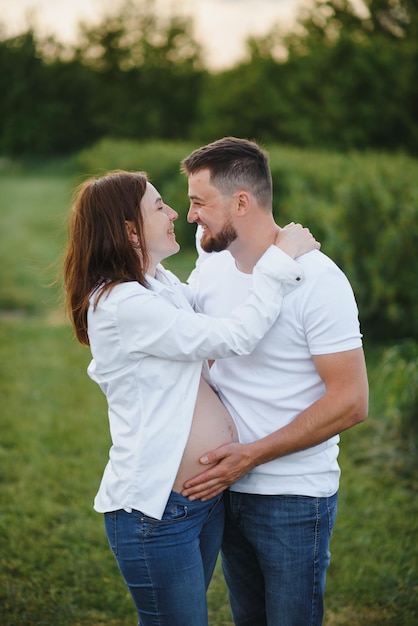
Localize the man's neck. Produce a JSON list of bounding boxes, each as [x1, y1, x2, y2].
[[229, 222, 280, 274]]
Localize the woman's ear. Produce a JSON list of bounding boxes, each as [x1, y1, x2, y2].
[[126, 220, 141, 250], [125, 220, 137, 244]]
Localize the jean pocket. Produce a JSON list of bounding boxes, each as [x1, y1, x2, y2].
[[160, 502, 189, 523], [135, 503, 189, 538]]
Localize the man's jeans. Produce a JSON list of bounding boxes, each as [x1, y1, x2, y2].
[[222, 491, 338, 626], [104, 491, 224, 626]]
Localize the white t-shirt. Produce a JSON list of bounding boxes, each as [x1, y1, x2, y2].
[[191, 248, 363, 498], [87, 246, 303, 519]]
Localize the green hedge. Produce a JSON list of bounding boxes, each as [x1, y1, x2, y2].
[[379, 339, 418, 457], [267, 148, 418, 341], [76, 139, 418, 341]]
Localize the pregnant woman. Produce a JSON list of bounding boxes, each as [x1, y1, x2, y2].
[[63, 170, 317, 626]]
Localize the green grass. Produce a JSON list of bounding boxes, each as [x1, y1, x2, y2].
[[322, 343, 418, 624], [0, 159, 417, 625]]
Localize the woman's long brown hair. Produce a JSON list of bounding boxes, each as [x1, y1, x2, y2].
[[63, 171, 150, 346]]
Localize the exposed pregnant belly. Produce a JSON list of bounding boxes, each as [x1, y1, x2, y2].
[[172, 376, 238, 492]]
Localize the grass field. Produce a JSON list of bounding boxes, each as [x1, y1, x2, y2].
[[0, 164, 417, 625]]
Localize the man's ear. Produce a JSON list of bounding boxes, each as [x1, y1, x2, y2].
[[235, 191, 250, 217]]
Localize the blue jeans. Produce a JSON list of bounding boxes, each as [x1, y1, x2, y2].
[[221, 491, 338, 626], [104, 491, 224, 626]]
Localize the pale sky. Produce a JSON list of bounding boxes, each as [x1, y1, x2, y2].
[[0, 0, 303, 69]]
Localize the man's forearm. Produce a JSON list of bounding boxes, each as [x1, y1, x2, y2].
[[248, 387, 367, 467]]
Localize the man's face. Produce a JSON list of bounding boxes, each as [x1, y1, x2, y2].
[[187, 168, 238, 253]]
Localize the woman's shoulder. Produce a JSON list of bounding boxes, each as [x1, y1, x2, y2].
[[112, 282, 155, 304], [90, 281, 150, 308]]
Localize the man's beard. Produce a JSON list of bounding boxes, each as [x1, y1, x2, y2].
[[201, 220, 238, 253]]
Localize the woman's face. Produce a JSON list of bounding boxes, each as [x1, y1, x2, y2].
[[141, 182, 180, 271]]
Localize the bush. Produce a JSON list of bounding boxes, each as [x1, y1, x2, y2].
[[379, 340, 418, 457], [266, 147, 418, 341]]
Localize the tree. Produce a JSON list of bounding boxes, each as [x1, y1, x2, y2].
[[194, 0, 418, 153], [1, 0, 416, 155], [0, 29, 100, 155], [0, 0, 205, 155], [283, 0, 418, 152], [73, 0, 205, 140]]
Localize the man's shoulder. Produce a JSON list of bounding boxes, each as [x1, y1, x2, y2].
[[298, 250, 346, 278], [295, 251, 356, 309]]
